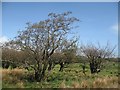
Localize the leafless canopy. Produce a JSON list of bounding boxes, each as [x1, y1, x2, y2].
[[80, 42, 116, 61], [2, 11, 79, 81]]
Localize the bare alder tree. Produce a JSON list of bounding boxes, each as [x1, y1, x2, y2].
[[62, 40, 78, 63], [47, 39, 78, 72], [80, 42, 116, 74], [1, 44, 31, 69], [3, 12, 79, 81]]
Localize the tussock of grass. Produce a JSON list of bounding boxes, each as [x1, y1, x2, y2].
[[59, 80, 66, 88], [92, 76, 118, 88], [59, 76, 118, 88], [72, 81, 80, 88], [2, 68, 26, 88]]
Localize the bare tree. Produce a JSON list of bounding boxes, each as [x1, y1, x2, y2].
[[47, 40, 78, 72], [62, 40, 78, 63], [48, 52, 67, 72], [2, 45, 30, 69], [80, 42, 116, 74], [4, 12, 79, 81]]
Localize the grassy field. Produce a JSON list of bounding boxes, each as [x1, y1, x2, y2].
[[1, 61, 119, 88]]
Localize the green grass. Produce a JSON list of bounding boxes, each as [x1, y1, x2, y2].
[[2, 61, 119, 88]]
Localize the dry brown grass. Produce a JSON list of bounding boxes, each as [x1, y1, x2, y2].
[[16, 81, 24, 88], [1, 68, 119, 88], [93, 78, 107, 88], [59, 76, 118, 88], [2, 68, 24, 75], [92, 76, 118, 88], [72, 81, 80, 88], [2, 68, 26, 88], [80, 80, 89, 88], [59, 80, 66, 88]]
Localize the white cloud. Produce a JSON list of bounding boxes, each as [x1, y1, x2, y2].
[[0, 36, 8, 44], [111, 23, 118, 34]]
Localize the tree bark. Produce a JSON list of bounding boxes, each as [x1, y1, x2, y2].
[[35, 70, 41, 82], [90, 62, 95, 74], [59, 62, 64, 71], [40, 59, 49, 81]]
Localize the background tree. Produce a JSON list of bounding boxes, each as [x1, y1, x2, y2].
[[2, 46, 18, 68], [80, 42, 116, 74], [2, 43, 31, 69], [47, 40, 78, 72], [48, 52, 67, 72], [62, 40, 78, 63], [4, 11, 79, 81]]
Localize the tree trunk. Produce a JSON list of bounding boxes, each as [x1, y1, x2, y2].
[[48, 60, 53, 71], [90, 62, 100, 74], [82, 64, 85, 74], [40, 60, 48, 81], [35, 70, 41, 82], [90, 62, 95, 74], [59, 62, 64, 71]]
